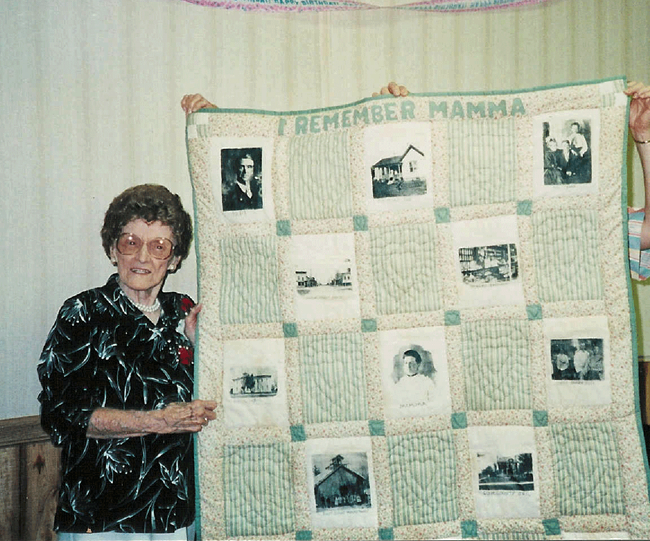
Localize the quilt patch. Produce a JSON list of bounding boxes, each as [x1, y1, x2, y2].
[[185, 78, 650, 540]]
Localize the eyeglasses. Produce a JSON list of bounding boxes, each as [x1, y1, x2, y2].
[[116, 233, 175, 260]]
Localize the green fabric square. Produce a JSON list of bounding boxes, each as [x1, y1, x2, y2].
[[533, 410, 548, 427], [299, 333, 368, 423], [370, 223, 442, 315], [378, 528, 394, 540], [284, 322, 299, 338], [354, 215, 369, 231], [369, 420, 385, 436], [288, 132, 353, 219], [550, 423, 625, 515], [451, 412, 467, 429], [445, 310, 461, 326], [224, 443, 294, 537], [517, 199, 533, 215], [448, 119, 517, 207], [362, 319, 377, 333], [277, 220, 292, 236], [462, 320, 531, 411], [220, 236, 282, 324], [531, 210, 603, 302], [290, 425, 306, 442], [435, 207, 450, 223], [542, 518, 561, 536], [296, 530, 313, 540], [388, 431, 459, 526], [461, 519, 478, 538], [526, 304, 543, 321]]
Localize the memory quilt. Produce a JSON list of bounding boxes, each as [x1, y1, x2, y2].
[[185, 77, 650, 540]]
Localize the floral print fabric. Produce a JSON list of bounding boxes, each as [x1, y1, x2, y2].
[[37, 274, 197, 534]]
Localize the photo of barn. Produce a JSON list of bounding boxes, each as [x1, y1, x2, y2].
[[312, 453, 371, 511]]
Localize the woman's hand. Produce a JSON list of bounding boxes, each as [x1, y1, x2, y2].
[[184, 303, 202, 346], [625, 81, 650, 142], [372, 81, 409, 98], [181, 93, 217, 116], [157, 399, 218, 434], [87, 399, 218, 438]]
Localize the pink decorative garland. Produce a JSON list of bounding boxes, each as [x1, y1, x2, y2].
[[181, 0, 548, 13]]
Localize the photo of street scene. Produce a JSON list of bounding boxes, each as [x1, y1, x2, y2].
[[228, 367, 278, 398], [292, 234, 360, 321], [550, 338, 604, 381], [312, 452, 371, 512], [459, 243, 518, 286], [477, 452, 534, 492]]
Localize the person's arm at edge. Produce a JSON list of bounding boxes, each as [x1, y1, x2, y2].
[[626, 82, 650, 250]]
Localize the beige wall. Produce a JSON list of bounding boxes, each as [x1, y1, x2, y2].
[[2, 0, 649, 418]]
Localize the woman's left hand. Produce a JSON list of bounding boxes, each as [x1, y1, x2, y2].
[[184, 303, 202, 346], [181, 94, 216, 116]]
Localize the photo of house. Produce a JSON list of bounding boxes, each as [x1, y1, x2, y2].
[[371, 144, 427, 198]]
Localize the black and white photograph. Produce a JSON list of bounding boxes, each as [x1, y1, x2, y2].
[[544, 317, 611, 407], [222, 338, 289, 428], [228, 366, 278, 397], [306, 437, 378, 529], [458, 243, 518, 286], [312, 452, 371, 512], [533, 109, 600, 197], [220, 147, 263, 211], [209, 136, 275, 223], [363, 122, 434, 212], [452, 216, 525, 308], [469, 426, 540, 519], [291, 234, 360, 321], [550, 338, 604, 381], [477, 452, 534, 492], [379, 327, 451, 419]]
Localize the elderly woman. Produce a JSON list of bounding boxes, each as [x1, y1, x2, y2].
[[37, 184, 216, 541]]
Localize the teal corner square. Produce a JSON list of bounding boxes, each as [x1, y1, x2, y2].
[[517, 199, 533, 215], [277, 220, 292, 236], [378, 528, 394, 540], [533, 410, 548, 427], [290, 425, 306, 442], [284, 323, 298, 338], [451, 412, 467, 429], [445, 310, 461, 326], [542, 518, 561, 536], [435, 207, 451, 223], [369, 420, 385, 436], [296, 530, 313, 541], [353, 215, 369, 231], [362, 319, 377, 333], [461, 520, 478, 538], [526, 304, 543, 321]]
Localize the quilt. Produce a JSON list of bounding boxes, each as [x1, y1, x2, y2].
[[184, 77, 650, 540]]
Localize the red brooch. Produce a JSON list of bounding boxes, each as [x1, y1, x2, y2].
[[179, 347, 193, 366]]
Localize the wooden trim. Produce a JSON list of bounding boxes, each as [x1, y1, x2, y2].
[[0, 415, 51, 449]]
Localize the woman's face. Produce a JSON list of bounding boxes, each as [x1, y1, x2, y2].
[[111, 219, 179, 298]]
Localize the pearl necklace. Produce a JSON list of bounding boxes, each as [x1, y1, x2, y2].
[[130, 298, 161, 313]]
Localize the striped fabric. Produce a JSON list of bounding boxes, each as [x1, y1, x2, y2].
[[288, 132, 352, 220], [223, 443, 295, 537], [550, 423, 625, 516], [531, 210, 603, 302], [370, 223, 442, 315], [448, 118, 517, 207], [628, 209, 650, 281], [219, 236, 282, 324], [387, 431, 458, 526], [462, 320, 531, 411], [299, 333, 368, 423]]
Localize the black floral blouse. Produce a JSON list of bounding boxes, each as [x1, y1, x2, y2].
[[37, 274, 197, 534]]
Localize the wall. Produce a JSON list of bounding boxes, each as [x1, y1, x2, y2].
[[1, 0, 649, 419]]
